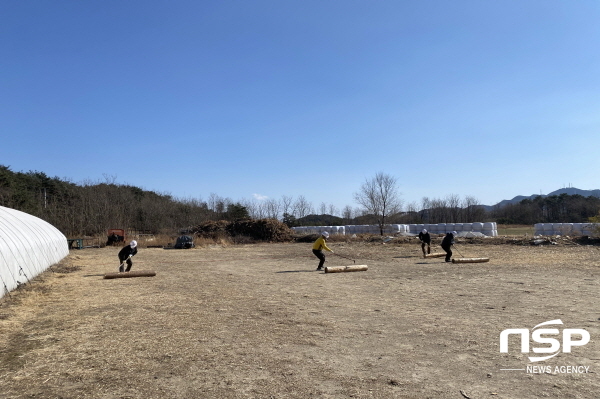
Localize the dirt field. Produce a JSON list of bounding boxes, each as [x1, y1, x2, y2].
[[1, 238, 599, 398]]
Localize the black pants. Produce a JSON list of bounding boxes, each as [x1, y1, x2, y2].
[[313, 249, 325, 269], [421, 242, 431, 255], [119, 257, 133, 272], [441, 244, 452, 262]]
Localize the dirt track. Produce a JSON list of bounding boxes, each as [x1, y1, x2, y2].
[[1, 240, 599, 398]]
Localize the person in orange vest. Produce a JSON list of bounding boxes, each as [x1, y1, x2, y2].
[[312, 231, 333, 271]]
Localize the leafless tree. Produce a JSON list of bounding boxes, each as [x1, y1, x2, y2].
[[264, 198, 281, 220], [404, 201, 421, 223], [241, 198, 269, 220], [462, 195, 485, 222], [342, 205, 353, 223], [328, 203, 338, 217], [293, 195, 313, 219], [280, 195, 293, 220], [418, 194, 485, 224], [354, 172, 403, 235], [446, 194, 461, 223], [319, 202, 327, 215]]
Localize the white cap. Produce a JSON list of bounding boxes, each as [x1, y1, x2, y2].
[[130, 240, 137, 248], [422, 229, 427, 233], [452, 231, 457, 236], [321, 232, 329, 238]]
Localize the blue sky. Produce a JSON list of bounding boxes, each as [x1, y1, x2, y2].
[[1, 1, 599, 214]]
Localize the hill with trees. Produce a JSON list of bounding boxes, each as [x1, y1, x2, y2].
[[2, 165, 600, 237]]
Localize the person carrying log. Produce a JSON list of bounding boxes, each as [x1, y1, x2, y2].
[[118, 240, 138, 272], [418, 229, 431, 256], [441, 231, 457, 263], [313, 232, 333, 271]]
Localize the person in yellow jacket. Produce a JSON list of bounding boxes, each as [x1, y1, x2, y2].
[[312, 231, 333, 271]]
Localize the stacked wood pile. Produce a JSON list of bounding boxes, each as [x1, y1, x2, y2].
[[191, 219, 294, 242]]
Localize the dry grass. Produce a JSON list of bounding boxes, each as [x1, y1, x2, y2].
[[496, 224, 535, 236], [0, 239, 599, 398]]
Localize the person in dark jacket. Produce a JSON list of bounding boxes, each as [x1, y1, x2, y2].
[[118, 240, 138, 272], [441, 231, 457, 262], [418, 229, 431, 256]]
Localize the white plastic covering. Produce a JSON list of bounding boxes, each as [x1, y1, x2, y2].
[[0, 206, 69, 299], [534, 222, 598, 236], [292, 222, 499, 237]]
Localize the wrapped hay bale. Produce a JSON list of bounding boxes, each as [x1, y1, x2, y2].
[[534, 223, 544, 236]]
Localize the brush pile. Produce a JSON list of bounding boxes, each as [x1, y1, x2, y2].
[[191, 219, 294, 242]]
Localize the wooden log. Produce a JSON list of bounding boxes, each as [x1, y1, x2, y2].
[[424, 253, 446, 258], [324, 265, 368, 273], [451, 258, 490, 264], [104, 270, 157, 279]]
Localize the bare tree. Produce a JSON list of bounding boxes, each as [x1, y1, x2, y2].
[[254, 200, 267, 219], [293, 195, 313, 220], [280, 195, 293, 220], [446, 194, 461, 223], [264, 198, 281, 220], [404, 201, 420, 223], [420, 194, 485, 224], [342, 205, 353, 223], [420, 197, 431, 223], [328, 203, 338, 217], [319, 202, 327, 215], [239, 198, 258, 219], [462, 195, 485, 222], [354, 172, 403, 235], [240, 198, 268, 219], [207, 193, 232, 219]]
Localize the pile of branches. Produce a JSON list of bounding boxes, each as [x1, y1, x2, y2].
[[191, 219, 294, 242]]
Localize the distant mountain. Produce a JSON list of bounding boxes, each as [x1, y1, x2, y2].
[[484, 187, 600, 211]]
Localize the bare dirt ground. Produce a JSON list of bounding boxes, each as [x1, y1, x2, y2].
[[1, 238, 599, 399]]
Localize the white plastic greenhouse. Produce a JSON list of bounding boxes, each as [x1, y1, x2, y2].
[[0, 206, 69, 299]]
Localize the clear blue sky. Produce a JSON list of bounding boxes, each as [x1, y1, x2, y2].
[[1, 1, 599, 213]]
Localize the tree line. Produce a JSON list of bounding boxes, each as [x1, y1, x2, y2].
[[0, 166, 354, 236], [1, 166, 599, 237], [489, 193, 600, 225]]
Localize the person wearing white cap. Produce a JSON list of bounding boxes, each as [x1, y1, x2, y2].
[[312, 231, 333, 271], [418, 229, 431, 256], [118, 240, 138, 272], [441, 231, 457, 263]]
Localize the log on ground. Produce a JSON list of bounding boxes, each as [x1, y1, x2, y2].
[[324, 265, 368, 273], [451, 258, 490, 264], [424, 253, 446, 258], [104, 270, 157, 279]]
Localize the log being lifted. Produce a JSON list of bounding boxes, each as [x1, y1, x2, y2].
[[325, 265, 368, 273], [424, 253, 446, 258], [452, 258, 490, 264], [104, 270, 157, 279]]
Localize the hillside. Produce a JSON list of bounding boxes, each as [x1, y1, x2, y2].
[[486, 187, 600, 210]]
